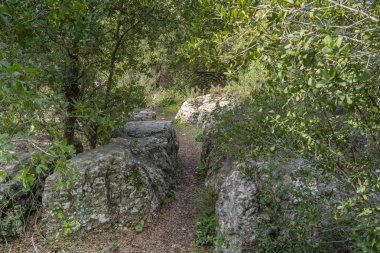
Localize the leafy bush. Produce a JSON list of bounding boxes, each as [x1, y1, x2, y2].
[[208, 60, 266, 101], [194, 132, 204, 143], [207, 91, 379, 252], [195, 213, 217, 247], [194, 188, 218, 246], [196, 164, 207, 179], [187, 0, 380, 252]]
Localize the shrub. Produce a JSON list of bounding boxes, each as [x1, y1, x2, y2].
[[195, 213, 217, 247], [193, 188, 218, 247]]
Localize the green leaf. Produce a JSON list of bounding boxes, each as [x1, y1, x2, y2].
[[322, 47, 332, 54], [0, 170, 7, 183], [135, 224, 143, 233], [335, 36, 343, 48], [324, 35, 332, 46], [316, 82, 325, 88], [346, 95, 353, 105], [308, 77, 313, 86], [0, 60, 10, 68]]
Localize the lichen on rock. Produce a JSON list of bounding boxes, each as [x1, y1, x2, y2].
[[175, 94, 232, 126], [41, 120, 178, 237]]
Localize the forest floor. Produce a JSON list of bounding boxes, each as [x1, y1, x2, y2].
[[2, 110, 209, 253]]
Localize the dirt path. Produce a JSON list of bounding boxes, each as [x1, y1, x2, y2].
[[2, 114, 204, 253], [119, 123, 202, 253]]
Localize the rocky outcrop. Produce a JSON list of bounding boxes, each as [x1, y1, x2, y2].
[[175, 94, 231, 125], [0, 140, 50, 240], [201, 121, 342, 253], [114, 120, 178, 162], [0, 152, 32, 240], [130, 108, 156, 121], [215, 168, 258, 252], [41, 120, 178, 237]]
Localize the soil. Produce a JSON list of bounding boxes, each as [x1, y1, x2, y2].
[[1, 113, 208, 253]]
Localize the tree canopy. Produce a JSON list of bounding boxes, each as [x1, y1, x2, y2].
[[1, 0, 379, 252]]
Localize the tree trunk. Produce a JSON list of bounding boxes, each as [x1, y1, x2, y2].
[[64, 53, 81, 149], [88, 124, 98, 149]]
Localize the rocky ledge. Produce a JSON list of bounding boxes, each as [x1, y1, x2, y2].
[[41, 119, 178, 237], [201, 115, 343, 253], [175, 94, 231, 126]]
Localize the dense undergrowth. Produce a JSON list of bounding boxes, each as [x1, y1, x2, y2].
[[185, 0, 380, 252], [1, 0, 379, 252]]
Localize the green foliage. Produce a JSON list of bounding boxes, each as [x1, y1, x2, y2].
[[52, 202, 80, 237], [195, 213, 217, 247], [196, 164, 207, 179], [157, 104, 181, 118], [194, 188, 218, 246], [187, 0, 380, 251], [194, 132, 204, 142], [134, 224, 143, 233], [149, 86, 202, 109], [173, 118, 203, 141], [166, 190, 176, 204], [0, 134, 17, 166]]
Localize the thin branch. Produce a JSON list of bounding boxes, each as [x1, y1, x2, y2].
[[328, 0, 379, 22], [31, 233, 39, 253]]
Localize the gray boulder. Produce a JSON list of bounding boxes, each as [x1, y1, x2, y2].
[[175, 94, 231, 126], [41, 121, 178, 237], [201, 123, 342, 253], [215, 169, 258, 253], [0, 139, 50, 240], [115, 121, 178, 162], [130, 108, 156, 121], [0, 153, 32, 239]]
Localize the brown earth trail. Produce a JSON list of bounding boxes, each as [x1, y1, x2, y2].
[[2, 115, 205, 253], [119, 123, 202, 253]]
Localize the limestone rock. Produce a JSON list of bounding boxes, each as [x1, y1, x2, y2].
[[130, 108, 156, 121], [204, 155, 342, 252], [175, 94, 231, 125], [201, 119, 342, 252], [115, 121, 178, 162], [216, 169, 258, 252], [0, 140, 50, 240], [41, 120, 178, 237]]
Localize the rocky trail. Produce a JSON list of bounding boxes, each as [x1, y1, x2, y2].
[[118, 119, 203, 253], [2, 112, 205, 253]]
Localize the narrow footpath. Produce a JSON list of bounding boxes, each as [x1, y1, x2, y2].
[[120, 121, 202, 253], [4, 114, 205, 253]]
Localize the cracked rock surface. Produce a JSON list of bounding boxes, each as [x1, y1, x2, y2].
[[0, 139, 50, 240], [175, 94, 231, 126], [130, 109, 156, 121], [201, 121, 342, 253], [41, 120, 178, 237]]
